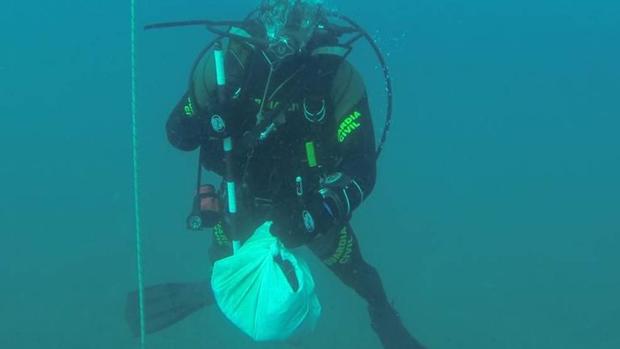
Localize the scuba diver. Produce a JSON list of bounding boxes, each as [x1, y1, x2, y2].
[[126, 1, 426, 348]]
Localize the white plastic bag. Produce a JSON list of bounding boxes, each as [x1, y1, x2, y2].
[[211, 221, 321, 341]]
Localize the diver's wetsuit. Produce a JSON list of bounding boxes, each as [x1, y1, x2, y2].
[[166, 24, 425, 349]]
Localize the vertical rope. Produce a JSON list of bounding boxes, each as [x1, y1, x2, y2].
[[130, 0, 146, 347]]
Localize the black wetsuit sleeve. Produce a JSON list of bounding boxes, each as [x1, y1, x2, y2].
[[166, 92, 206, 151], [331, 62, 377, 206], [166, 39, 251, 153], [166, 45, 216, 152]]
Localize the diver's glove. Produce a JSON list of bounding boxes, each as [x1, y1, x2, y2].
[[269, 200, 310, 248], [270, 173, 364, 247], [269, 196, 334, 248]]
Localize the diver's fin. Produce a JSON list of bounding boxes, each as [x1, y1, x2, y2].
[[369, 302, 427, 349], [125, 281, 214, 336]]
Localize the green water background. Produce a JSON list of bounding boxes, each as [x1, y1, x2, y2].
[[1, 0, 618, 348]]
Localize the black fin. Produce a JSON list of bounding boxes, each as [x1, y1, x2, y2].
[[369, 303, 427, 349], [125, 281, 214, 336]]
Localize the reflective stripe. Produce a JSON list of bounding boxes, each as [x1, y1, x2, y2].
[[214, 49, 226, 86], [227, 182, 237, 213]]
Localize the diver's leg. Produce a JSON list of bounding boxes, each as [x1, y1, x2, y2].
[[208, 221, 234, 264], [308, 224, 427, 349]]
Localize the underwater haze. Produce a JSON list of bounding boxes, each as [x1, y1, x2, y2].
[[1, 0, 619, 348]]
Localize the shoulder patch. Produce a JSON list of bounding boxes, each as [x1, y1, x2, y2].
[[337, 111, 362, 143]]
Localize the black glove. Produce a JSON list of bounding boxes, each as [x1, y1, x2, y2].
[[269, 200, 304, 248], [270, 173, 363, 247], [269, 193, 338, 248]]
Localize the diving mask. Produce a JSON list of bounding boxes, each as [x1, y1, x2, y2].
[[259, 0, 323, 61]]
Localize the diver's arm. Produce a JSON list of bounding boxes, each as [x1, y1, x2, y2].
[[270, 62, 376, 245], [166, 48, 217, 151], [166, 92, 208, 151], [166, 38, 250, 151], [320, 62, 377, 220], [331, 94, 377, 211], [284, 63, 376, 240]]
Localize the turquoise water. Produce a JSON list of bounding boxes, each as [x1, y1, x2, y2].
[[1, 0, 618, 348]]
